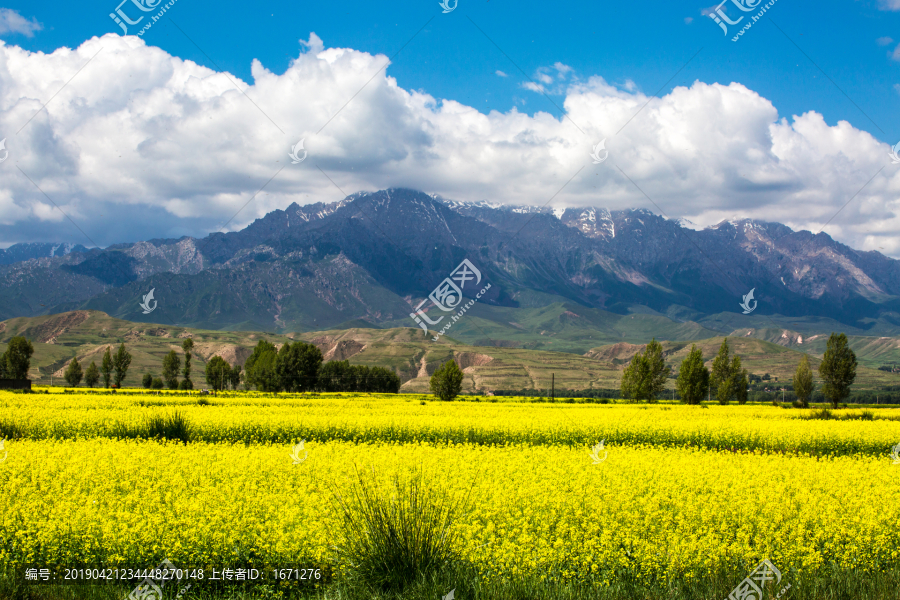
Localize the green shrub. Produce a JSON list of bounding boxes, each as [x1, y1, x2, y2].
[[330, 468, 471, 594], [0, 419, 25, 440], [144, 412, 192, 443]]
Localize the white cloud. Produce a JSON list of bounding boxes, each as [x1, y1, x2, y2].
[[685, 17, 694, 24], [878, 0, 900, 9], [1, 33, 899, 256], [553, 62, 573, 78], [894, 83, 900, 96], [495, 70, 508, 77], [876, 36, 894, 46], [893, 44, 900, 61], [0, 8, 42, 37], [521, 63, 575, 95]]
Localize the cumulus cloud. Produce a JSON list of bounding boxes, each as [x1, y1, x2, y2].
[[0, 8, 41, 37], [876, 36, 894, 46], [0, 33, 899, 257]]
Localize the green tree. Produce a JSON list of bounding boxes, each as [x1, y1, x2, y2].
[[229, 364, 242, 390], [276, 341, 323, 392], [64, 357, 84, 386], [676, 345, 709, 405], [142, 373, 153, 388], [152, 377, 164, 390], [710, 338, 733, 404], [710, 339, 748, 405], [319, 360, 351, 392], [182, 338, 194, 389], [205, 356, 232, 392], [793, 354, 814, 408], [245, 341, 279, 392], [430, 359, 464, 401], [370, 366, 401, 393], [100, 347, 113, 388], [621, 352, 649, 402], [84, 361, 100, 388], [733, 356, 749, 405], [252, 351, 279, 392], [621, 339, 670, 402], [5, 336, 35, 379], [162, 350, 181, 390], [352, 365, 373, 392], [819, 333, 857, 408], [644, 339, 671, 402], [0, 351, 8, 379], [112, 344, 132, 388]]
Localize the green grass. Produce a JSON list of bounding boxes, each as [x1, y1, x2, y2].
[[328, 467, 472, 594], [105, 410, 193, 443]]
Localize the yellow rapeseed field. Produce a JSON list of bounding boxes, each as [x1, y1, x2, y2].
[[2, 389, 899, 456], [1, 390, 899, 586]]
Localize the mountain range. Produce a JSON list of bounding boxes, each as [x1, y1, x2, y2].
[[3, 188, 900, 353]]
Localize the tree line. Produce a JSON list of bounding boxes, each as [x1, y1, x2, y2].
[[143, 339, 201, 390], [61, 343, 132, 388], [204, 340, 401, 393], [11, 334, 399, 393], [620, 333, 857, 408], [0, 332, 863, 405]]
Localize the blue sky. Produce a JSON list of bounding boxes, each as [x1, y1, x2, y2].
[[8, 0, 898, 143], [0, 0, 899, 252]]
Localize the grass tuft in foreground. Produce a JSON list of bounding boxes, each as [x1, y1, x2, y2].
[[328, 467, 473, 595]]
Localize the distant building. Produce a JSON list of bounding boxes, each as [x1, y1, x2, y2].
[[0, 379, 32, 391]]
